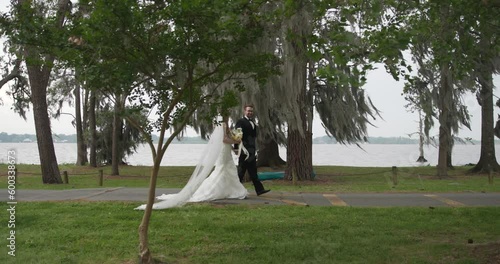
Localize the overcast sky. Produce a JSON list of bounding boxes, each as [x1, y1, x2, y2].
[[0, 1, 498, 140], [2, 64, 498, 140]]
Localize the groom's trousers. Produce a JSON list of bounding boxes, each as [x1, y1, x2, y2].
[[238, 153, 265, 194]]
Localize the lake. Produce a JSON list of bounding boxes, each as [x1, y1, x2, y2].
[[1, 142, 497, 167]]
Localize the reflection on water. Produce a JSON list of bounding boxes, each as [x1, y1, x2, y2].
[[0, 142, 496, 167]]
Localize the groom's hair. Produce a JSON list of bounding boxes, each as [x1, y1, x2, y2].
[[244, 103, 254, 109]]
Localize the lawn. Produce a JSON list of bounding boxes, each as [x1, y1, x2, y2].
[[0, 202, 499, 263], [0, 164, 499, 263]]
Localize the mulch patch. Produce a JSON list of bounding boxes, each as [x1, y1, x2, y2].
[[470, 241, 500, 264]]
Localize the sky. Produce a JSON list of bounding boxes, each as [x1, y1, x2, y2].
[[0, 1, 498, 140], [2, 64, 497, 141]]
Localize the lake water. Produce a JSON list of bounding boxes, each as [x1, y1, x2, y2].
[[0, 142, 497, 167]]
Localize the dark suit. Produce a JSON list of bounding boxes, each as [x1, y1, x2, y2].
[[235, 117, 265, 194]]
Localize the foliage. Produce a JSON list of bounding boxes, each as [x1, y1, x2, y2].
[[93, 101, 147, 165], [311, 2, 384, 144], [387, 0, 500, 138], [0, 0, 79, 118], [75, 0, 278, 136], [69, 1, 280, 261]]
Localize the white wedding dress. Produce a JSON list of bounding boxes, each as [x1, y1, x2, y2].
[[135, 125, 248, 210], [187, 143, 248, 202]]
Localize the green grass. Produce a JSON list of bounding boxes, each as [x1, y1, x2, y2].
[[0, 202, 499, 263], [1, 164, 498, 193], [0, 164, 499, 263]]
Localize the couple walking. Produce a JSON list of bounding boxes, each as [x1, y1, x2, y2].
[[136, 104, 270, 210]]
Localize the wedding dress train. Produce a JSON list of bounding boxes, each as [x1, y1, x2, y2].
[[187, 143, 248, 202], [135, 125, 248, 210]]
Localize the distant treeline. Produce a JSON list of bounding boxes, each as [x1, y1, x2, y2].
[[0, 132, 484, 144]]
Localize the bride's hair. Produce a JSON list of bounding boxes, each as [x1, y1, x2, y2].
[[222, 114, 229, 123], [221, 115, 231, 136]]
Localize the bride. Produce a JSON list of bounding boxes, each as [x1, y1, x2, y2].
[[135, 115, 248, 210]]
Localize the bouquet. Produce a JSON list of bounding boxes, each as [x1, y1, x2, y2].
[[231, 128, 244, 157], [230, 128, 243, 141]]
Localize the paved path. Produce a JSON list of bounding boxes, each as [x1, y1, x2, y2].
[[3, 188, 500, 207]]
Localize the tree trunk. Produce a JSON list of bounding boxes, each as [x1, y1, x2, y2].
[[437, 63, 451, 178], [256, 137, 286, 168], [283, 74, 314, 181], [285, 97, 313, 181], [23, 45, 63, 184], [138, 161, 161, 264], [278, 0, 314, 181], [416, 111, 427, 162], [138, 158, 161, 264], [471, 29, 500, 173], [29, 70, 63, 184], [447, 140, 454, 169], [75, 80, 87, 165], [89, 90, 98, 167], [436, 2, 455, 178], [285, 128, 313, 181], [111, 94, 122, 175], [138, 135, 170, 263], [82, 85, 89, 160]]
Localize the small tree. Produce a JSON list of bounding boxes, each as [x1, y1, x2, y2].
[[79, 1, 277, 262], [407, 111, 429, 163], [403, 77, 434, 163]]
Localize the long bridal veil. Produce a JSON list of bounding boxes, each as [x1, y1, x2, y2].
[[135, 125, 224, 210]]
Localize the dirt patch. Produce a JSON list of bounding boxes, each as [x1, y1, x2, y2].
[[470, 241, 500, 264]]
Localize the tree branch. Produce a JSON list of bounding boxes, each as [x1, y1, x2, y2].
[[0, 58, 28, 90]]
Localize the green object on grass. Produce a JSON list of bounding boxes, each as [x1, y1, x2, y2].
[[258, 171, 284, 180], [258, 171, 317, 180]]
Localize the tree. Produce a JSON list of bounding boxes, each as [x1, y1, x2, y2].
[[73, 76, 88, 165], [404, 78, 433, 163], [88, 89, 98, 167], [372, 1, 494, 177], [415, 111, 428, 162], [402, 1, 500, 175], [67, 0, 146, 175], [111, 93, 126, 175], [64, 4, 95, 167], [47, 69, 88, 166], [256, 132, 286, 168], [238, 1, 384, 180], [469, 1, 500, 173], [78, 1, 278, 262], [279, 0, 314, 181], [93, 100, 145, 166], [0, 0, 76, 183]]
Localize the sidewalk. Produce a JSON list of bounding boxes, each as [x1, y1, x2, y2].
[[3, 188, 500, 207]]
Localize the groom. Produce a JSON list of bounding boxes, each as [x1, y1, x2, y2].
[[235, 104, 270, 196]]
